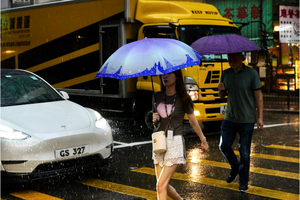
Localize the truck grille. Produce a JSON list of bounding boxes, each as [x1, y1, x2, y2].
[[205, 70, 220, 84], [206, 108, 221, 114]]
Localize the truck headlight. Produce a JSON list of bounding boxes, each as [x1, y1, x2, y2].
[[94, 111, 107, 128], [187, 86, 199, 101], [0, 125, 31, 140], [185, 77, 199, 101]]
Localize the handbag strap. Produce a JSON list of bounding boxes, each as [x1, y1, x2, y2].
[[164, 98, 177, 133]]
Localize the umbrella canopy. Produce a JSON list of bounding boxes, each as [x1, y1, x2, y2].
[[191, 34, 261, 55], [96, 38, 202, 79]]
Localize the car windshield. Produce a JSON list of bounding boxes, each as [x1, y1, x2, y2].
[[1, 72, 64, 107], [178, 25, 240, 62]]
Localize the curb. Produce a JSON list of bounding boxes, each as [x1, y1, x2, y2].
[[263, 108, 299, 114]]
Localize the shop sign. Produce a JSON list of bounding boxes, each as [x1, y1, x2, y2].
[[1, 15, 31, 48], [279, 5, 299, 43], [206, 0, 273, 48]]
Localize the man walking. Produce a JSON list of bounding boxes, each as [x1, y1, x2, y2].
[[218, 52, 263, 192]]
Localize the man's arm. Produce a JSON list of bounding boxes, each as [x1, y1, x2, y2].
[[254, 89, 263, 131]]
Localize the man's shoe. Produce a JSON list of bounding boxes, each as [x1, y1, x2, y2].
[[238, 183, 248, 192], [226, 165, 240, 183]]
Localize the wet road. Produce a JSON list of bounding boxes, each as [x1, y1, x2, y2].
[[1, 111, 299, 200]]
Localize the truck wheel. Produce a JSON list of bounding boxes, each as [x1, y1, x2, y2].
[[144, 107, 154, 130], [133, 91, 154, 130]]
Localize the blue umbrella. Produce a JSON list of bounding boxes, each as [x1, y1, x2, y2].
[[96, 38, 201, 121], [96, 38, 202, 79]]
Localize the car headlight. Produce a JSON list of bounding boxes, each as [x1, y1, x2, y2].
[[0, 124, 31, 140], [185, 77, 199, 101], [94, 111, 107, 128]]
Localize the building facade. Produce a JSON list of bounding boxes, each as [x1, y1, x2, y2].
[[205, 0, 299, 96]]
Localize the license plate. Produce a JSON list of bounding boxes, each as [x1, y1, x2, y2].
[[220, 105, 227, 114], [55, 145, 89, 158]]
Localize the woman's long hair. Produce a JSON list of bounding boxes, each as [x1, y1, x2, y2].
[[161, 70, 194, 111]]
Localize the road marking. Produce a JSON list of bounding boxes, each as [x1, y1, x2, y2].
[[78, 179, 159, 200], [264, 144, 300, 151], [257, 122, 299, 129], [113, 141, 128, 145], [7, 122, 298, 200], [234, 151, 299, 163], [186, 158, 299, 180], [10, 190, 63, 200], [114, 141, 152, 149], [131, 167, 300, 200]]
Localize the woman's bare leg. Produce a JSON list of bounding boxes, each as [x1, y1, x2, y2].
[[155, 164, 182, 200]]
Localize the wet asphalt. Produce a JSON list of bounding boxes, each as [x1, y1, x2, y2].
[[1, 111, 299, 200]]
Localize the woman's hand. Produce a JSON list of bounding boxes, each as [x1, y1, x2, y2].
[[187, 113, 209, 153], [152, 112, 160, 124], [200, 140, 209, 153]]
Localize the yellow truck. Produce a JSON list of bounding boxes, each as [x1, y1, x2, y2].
[[1, 0, 240, 129]]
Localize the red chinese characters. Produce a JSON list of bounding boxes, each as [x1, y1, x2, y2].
[[280, 8, 299, 19], [222, 4, 261, 20], [251, 4, 260, 19], [237, 6, 248, 21], [223, 7, 234, 20]]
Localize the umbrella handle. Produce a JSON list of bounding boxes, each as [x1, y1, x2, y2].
[[154, 102, 159, 123], [151, 76, 158, 119], [153, 102, 159, 130], [221, 55, 224, 82], [151, 76, 159, 127]]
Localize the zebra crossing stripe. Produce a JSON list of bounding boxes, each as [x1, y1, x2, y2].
[[234, 151, 299, 163], [186, 158, 299, 180], [131, 167, 300, 200], [78, 179, 159, 200], [264, 145, 300, 151], [10, 190, 63, 200]]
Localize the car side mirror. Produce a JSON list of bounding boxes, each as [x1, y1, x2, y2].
[[59, 91, 70, 100]]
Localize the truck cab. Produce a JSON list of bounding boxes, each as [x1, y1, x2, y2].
[[133, 0, 240, 127]]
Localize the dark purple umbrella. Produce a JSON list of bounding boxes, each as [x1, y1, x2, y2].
[[191, 34, 261, 82], [191, 34, 261, 55]]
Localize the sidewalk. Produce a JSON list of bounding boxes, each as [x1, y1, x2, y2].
[[263, 104, 299, 114]]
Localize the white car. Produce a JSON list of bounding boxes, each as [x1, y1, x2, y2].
[[0, 69, 114, 182]]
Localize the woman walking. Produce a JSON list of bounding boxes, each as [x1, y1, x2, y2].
[[152, 70, 209, 200]]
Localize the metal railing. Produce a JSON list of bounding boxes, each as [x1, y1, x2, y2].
[[263, 77, 299, 111]]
